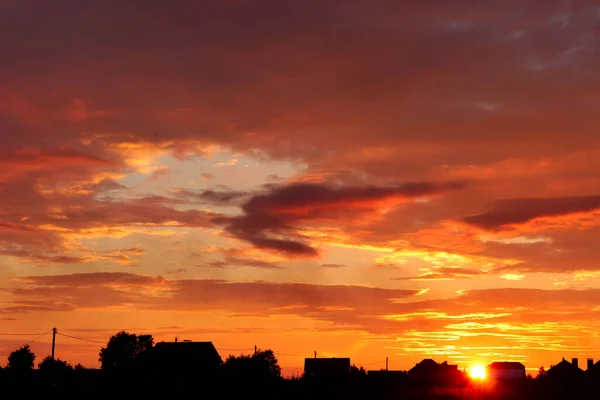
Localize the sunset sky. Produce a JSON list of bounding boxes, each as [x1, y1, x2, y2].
[[2, 0, 600, 375]]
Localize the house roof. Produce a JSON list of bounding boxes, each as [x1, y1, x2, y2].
[[367, 370, 406, 375], [548, 359, 584, 376], [409, 359, 441, 373], [488, 362, 525, 370], [152, 341, 222, 366], [155, 340, 218, 351], [409, 359, 448, 376], [411, 359, 438, 369], [587, 361, 600, 374], [304, 358, 351, 373]]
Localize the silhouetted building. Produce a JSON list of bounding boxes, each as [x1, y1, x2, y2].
[[367, 370, 407, 378], [585, 359, 600, 376], [408, 359, 463, 387], [409, 358, 440, 379], [148, 341, 222, 377], [547, 358, 585, 383], [304, 358, 350, 380], [487, 362, 526, 380], [367, 369, 408, 386], [586, 359, 600, 388]]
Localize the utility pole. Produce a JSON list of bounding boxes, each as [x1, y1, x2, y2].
[[314, 350, 317, 359], [254, 345, 257, 356], [51, 327, 57, 360], [386, 357, 388, 371]]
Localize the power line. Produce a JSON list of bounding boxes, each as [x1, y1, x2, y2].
[[387, 359, 403, 368], [0, 329, 52, 356], [357, 360, 384, 366], [275, 352, 309, 357], [216, 348, 310, 357], [3, 330, 396, 369], [217, 348, 255, 352], [0, 332, 51, 336], [56, 332, 105, 344]]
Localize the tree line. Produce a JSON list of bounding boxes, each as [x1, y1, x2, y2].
[[1, 330, 594, 399], [2, 344, 86, 373], [1, 331, 283, 379]]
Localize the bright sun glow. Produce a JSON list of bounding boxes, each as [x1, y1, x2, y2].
[[470, 365, 486, 380]]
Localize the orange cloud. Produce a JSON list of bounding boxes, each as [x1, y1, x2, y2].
[[463, 196, 600, 230], [5, 272, 420, 323], [217, 181, 465, 257], [395, 267, 486, 281], [2, 0, 600, 372]]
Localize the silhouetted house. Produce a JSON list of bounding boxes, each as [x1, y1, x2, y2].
[[367, 370, 408, 386], [547, 358, 585, 384], [408, 359, 463, 387], [409, 359, 437, 381], [148, 341, 222, 378], [487, 362, 526, 380], [304, 358, 350, 381], [586, 358, 599, 375], [586, 359, 600, 387], [367, 370, 407, 378]]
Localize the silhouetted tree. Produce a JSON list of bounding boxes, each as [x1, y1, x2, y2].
[[350, 365, 367, 376], [350, 365, 368, 385], [537, 366, 548, 379], [253, 349, 282, 379], [99, 331, 154, 370], [73, 363, 87, 370], [7, 345, 35, 371], [222, 349, 281, 382], [38, 356, 73, 372]]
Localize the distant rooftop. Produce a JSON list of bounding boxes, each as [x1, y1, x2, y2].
[[304, 358, 351, 376], [152, 341, 222, 369], [488, 362, 525, 370]]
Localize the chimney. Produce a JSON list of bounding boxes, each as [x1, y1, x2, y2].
[[588, 359, 594, 370], [572, 358, 578, 369]]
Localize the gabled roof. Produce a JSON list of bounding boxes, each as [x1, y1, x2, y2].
[[488, 362, 525, 370], [411, 359, 439, 369], [151, 341, 222, 367], [552, 359, 579, 369], [154, 340, 219, 353], [548, 359, 584, 377], [409, 359, 444, 375]]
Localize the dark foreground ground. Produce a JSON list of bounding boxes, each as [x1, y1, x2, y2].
[[4, 379, 597, 400], [2, 370, 598, 399]]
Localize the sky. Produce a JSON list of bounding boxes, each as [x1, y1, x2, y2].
[[1, 0, 600, 376]]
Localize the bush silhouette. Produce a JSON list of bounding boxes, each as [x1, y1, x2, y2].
[[99, 330, 154, 371], [222, 349, 281, 383], [38, 356, 73, 372], [73, 363, 87, 371], [7, 345, 35, 371]]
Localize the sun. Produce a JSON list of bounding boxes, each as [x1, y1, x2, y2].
[[469, 365, 486, 380]]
